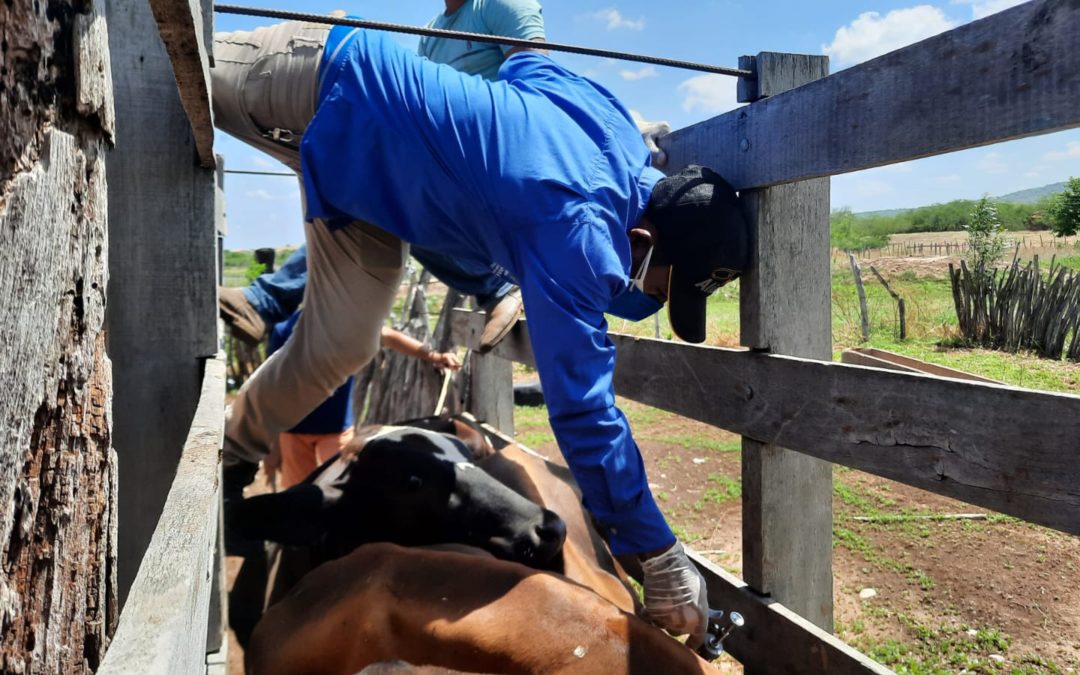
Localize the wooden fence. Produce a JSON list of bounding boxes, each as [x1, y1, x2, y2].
[[849, 235, 1080, 260], [101, 0, 1080, 674], [951, 256, 1080, 360]]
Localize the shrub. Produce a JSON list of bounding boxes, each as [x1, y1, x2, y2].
[[965, 196, 1007, 283], [1048, 176, 1080, 237]]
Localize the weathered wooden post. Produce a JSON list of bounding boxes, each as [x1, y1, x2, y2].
[[0, 1, 118, 670], [467, 352, 515, 435], [105, 0, 218, 605], [848, 252, 871, 342], [737, 52, 834, 633]]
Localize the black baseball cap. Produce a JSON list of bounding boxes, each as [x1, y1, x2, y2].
[[645, 165, 751, 344]]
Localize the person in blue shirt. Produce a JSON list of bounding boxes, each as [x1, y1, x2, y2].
[[217, 0, 549, 349], [215, 8, 749, 648]]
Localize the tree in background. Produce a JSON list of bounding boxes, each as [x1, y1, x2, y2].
[[965, 196, 1007, 284], [1048, 177, 1080, 237], [830, 207, 889, 251]]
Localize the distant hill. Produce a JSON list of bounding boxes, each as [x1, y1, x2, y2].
[[854, 181, 1067, 218], [994, 181, 1066, 204], [854, 208, 908, 219]]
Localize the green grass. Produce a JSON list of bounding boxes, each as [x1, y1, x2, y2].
[[512, 404, 555, 448], [849, 614, 1046, 675], [693, 473, 741, 510], [1055, 254, 1080, 271], [637, 433, 741, 453]]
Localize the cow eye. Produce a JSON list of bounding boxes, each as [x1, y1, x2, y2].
[[406, 475, 423, 491]]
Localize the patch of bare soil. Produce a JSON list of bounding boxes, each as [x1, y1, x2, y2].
[[867, 255, 961, 277]]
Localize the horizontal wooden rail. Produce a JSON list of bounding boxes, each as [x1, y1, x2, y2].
[[451, 310, 1080, 535], [149, 0, 215, 167], [473, 416, 891, 673], [99, 355, 226, 674], [661, 0, 1080, 188], [688, 552, 893, 674]]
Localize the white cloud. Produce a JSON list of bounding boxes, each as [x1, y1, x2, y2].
[[822, 6, 957, 68], [1024, 170, 1041, 179], [591, 8, 645, 31], [244, 189, 298, 202], [856, 179, 895, 197], [977, 151, 1008, 174], [620, 66, 658, 81], [1043, 141, 1080, 162], [249, 155, 278, 170], [935, 174, 963, 184], [953, 0, 1027, 20], [678, 74, 741, 114]]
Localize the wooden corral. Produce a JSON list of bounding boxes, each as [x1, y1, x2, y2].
[[2, 0, 1078, 673]]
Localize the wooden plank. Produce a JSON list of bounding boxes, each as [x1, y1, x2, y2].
[[842, 348, 1001, 384], [661, 0, 1080, 189], [738, 54, 833, 635], [99, 357, 226, 675], [205, 485, 227, 655], [147, 0, 215, 167], [451, 311, 1080, 535], [472, 419, 890, 674], [106, 0, 220, 604], [689, 551, 893, 674]]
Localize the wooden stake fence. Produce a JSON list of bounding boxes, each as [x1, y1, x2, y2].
[[950, 255, 1080, 360]]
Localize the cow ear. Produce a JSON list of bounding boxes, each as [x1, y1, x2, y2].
[[227, 484, 328, 546]]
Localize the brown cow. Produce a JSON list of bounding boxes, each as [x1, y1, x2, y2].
[[477, 442, 638, 613], [247, 543, 717, 675], [228, 426, 566, 644]]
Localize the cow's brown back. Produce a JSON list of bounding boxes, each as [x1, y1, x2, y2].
[[247, 544, 714, 675]]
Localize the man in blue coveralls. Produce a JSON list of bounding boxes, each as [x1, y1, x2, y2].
[[216, 0, 549, 349], [215, 4, 750, 648]]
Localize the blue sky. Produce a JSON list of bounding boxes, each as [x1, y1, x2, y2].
[[215, 0, 1080, 249]]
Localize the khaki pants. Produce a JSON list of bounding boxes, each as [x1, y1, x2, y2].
[[214, 22, 408, 466]]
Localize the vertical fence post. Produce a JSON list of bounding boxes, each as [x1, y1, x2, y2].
[[468, 352, 515, 436], [738, 52, 834, 634], [848, 252, 870, 342], [106, 0, 219, 605]]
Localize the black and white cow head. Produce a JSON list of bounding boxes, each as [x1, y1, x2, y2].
[[229, 427, 566, 567]]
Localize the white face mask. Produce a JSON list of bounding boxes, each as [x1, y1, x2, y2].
[[632, 244, 654, 293]]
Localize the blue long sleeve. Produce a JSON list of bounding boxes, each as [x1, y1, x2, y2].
[[516, 220, 675, 556]]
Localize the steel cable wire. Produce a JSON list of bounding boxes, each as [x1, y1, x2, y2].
[[214, 4, 754, 78]]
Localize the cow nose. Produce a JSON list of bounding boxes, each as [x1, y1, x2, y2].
[[535, 509, 567, 550]]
